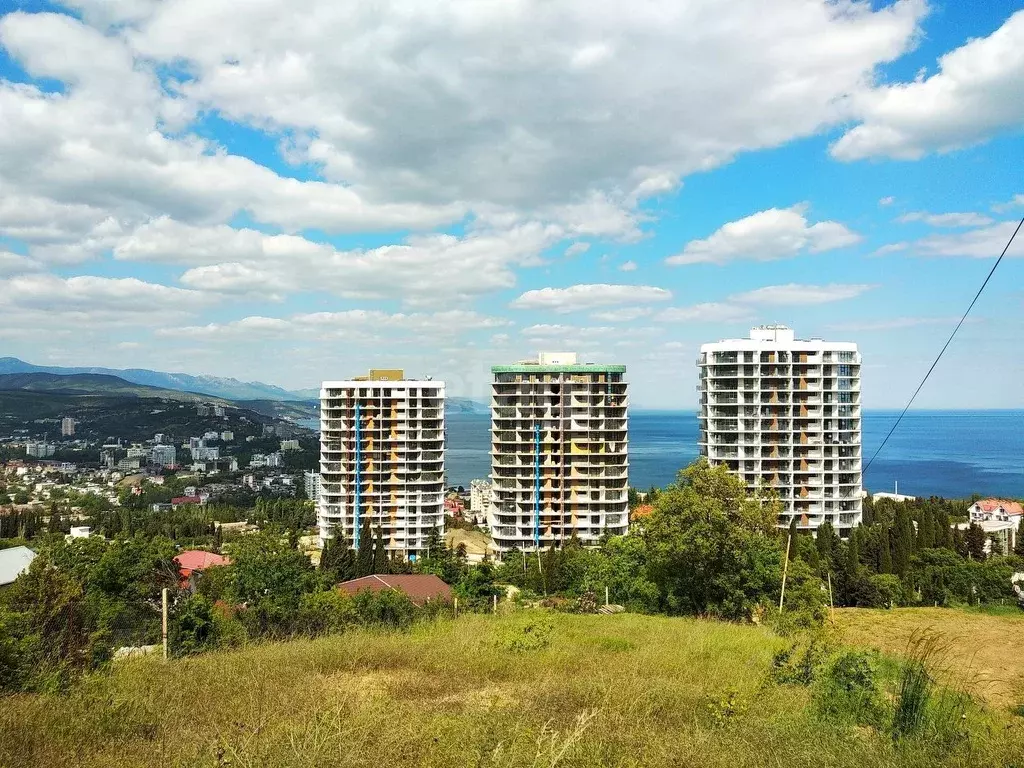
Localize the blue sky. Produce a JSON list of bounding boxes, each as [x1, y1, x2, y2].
[[0, 0, 1021, 408]]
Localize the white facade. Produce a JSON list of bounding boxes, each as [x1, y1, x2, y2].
[[150, 444, 177, 467], [318, 371, 445, 557], [698, 326, 863, 533], [304, 471, 321, 502], [488, 353, 629, 553], [61, 417, 75, 437]]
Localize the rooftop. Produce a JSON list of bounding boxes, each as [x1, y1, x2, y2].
[[336, 574, 453, 606], [701, 325, 858, 352], [0, 545, 35, 587], [493, 352, 626, 374]]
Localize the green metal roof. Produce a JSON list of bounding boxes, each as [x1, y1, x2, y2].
[[491, 364, 626, 374]]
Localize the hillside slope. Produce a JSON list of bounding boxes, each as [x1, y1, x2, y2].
[[0, 612, 1020, 767], [0, 357, 301, 401], [0, 372, 229, 403]]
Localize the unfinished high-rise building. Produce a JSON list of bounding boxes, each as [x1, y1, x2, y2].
[[318, 369, 445, 558], [488, 352, 629, 553]]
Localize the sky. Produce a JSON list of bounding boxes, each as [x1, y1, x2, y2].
[[0, 0, 1022, 409]]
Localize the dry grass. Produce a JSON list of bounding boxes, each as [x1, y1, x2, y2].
[[1, 612, 1022, 767], [835, 607, 1024, 708]]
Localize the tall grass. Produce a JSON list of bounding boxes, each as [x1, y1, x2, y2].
[[0, 613, 1020, 768]]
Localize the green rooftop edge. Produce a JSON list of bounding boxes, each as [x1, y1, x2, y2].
[[491, 364, 627, 374]]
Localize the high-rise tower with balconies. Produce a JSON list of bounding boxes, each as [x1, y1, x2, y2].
[[318, 369, 445, 558], [488, 352, 629, 553], [698, 326, 862, 534]]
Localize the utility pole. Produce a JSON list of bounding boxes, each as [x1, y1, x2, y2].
[[161, 587, 169, 661], [779, 532, 792, 612]]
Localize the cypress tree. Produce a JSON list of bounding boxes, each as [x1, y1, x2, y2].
[[879, 526, 893, 574], [953, 525, 967, 558], [787, 517, 798, 553], [355, 517, 373, 577], [965, 522, 987, 561], [893, 507, 913, 576], [371, 527, 388, 574], [816, 520, 836, 566], [934, 508, 953, 549], [1015, 517, 1024, 558], [845, 532, 860, 577]]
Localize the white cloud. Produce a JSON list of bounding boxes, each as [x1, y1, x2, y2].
[[115, 217, 555, 305], [657, 303, 755, 323], [826, 316, 972, 332], [510, 283, 672, 313], [666, 204, 860, 265], [589, 307, 652, 323], [903, 220, 1024, 258], [832, 10, 1024, 161], [619, 260, 638, 272], [879, 196, 895, 206], [0, 250, 41, 276], [992, 194, 1024, 213], [160, 310, 510, 341], [729, 283, 875, 305], [0, 272, 210, 331], [564, 242, 590, 257], [19, 0, 922, 214], [897, 211, 993, 227]]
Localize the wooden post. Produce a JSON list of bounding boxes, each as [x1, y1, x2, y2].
[[827, 572, 835, 625], [161, 587, 169, 661], [605, 586, 609, 607], [779, 532, 792, 612], [492, 594, 498, 614], [454, 597, 458, 619]]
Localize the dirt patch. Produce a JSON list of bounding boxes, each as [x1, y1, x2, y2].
[[835, 607, 1024, 708]]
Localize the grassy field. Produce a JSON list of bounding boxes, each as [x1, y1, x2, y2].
[[835, 606, 1024, 708], [2, 612, 1023, 768]]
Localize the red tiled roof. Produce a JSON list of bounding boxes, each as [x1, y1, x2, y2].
[[337, 574, 452, 606], [174, 550, 231, 571], [631, 504, 654, 519], [975, 499, 1023, 516], [171, 496, 202, 505]]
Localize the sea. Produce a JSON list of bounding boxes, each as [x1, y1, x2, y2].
[[443, 410, 1024, 499]]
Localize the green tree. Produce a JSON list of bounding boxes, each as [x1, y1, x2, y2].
[[229, 532, 315, 612], [965, 522, 987, 561], [355, 517, 373, 577], [643, 459, 783, 620], [892, 507, 914, 576], [879, 526, 893, 574], [371, 527, 388, 575], [1015, 518, 1024, 558]]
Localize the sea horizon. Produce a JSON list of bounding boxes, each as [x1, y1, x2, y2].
[[443, 409, 1024, 500]]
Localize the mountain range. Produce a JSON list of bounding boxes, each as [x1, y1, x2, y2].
[[0, 358, 489, 413]]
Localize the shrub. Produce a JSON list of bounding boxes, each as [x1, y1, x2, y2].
[[293, 590, 358, 636], [498, 617, 553, 652], [170, 594, 217, 657], [814, 651, 884, 727], [769, 637, 825, 686], [351, 588, 416, 629]]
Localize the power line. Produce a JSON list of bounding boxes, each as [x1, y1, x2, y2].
[[863, 213, 1024, 473]]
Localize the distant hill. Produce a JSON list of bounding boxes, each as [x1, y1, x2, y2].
[[0, 372, 230, 403], [0, 358, 303, 402], [0, 358, 490, 414]]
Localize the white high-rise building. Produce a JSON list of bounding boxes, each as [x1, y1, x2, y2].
[[698, 326, 863, 534], [488, 352, 629, 553], [318, 369, 445, 558], [61, 417, 76, 437]]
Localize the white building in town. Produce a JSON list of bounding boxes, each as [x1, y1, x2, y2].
[[25, 442, 55, 458], [61, 417, 76, 437], [698, 326, 863, 534], [488, 352, 629, 553], [965, 499, 1022, 555], [149, 444, 177, 467], [318, 369, 445, 558], [304, 471, 321, 502]]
